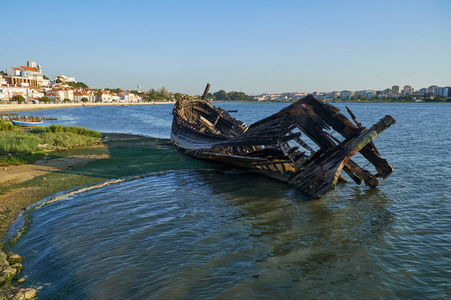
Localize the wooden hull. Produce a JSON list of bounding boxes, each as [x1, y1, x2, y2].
[[171, 90, 395, 198]]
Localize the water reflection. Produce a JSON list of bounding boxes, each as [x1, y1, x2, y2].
[[8, 168, 398, 299], [174, 170, 395, 299]]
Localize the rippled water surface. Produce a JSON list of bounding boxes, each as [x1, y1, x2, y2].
[[7, 102, 451, 299]]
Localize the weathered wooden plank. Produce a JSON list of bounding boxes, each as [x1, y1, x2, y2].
[[302, 96, 394, 179]]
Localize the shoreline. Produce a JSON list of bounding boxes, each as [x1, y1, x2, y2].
[[0, 101, 175, 113], [0, 133, 179, 240], [0, 132, 210, 298]]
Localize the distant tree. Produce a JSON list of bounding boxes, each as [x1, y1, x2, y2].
[[95, 90, 102, 102], [213, 90, 227, 101], [63, 98, 72, 103], [0, 70, 7, 76], [81, 97, 88, 103], [56, 79, 63, 83], [434, 95, 446, 101], [148, 89, 158, 100], [228, 91, 249, 101], [41, 96, 51, 103], [43, 75, 49, 80], [111, 88, 122, 94], [406, 95, 414, 101], [67, 81, 89, 89], [12, 95, 26, 103], [157, 86, 170, 100], [206, 92, 215, 101]]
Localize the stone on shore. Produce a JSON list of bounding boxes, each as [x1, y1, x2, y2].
[[10, 287, 37, 300], [7, 253, 25, 265]]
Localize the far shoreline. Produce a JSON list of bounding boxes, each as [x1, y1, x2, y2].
[[0, 101, 176, 113], [1, 99, 449, 114]]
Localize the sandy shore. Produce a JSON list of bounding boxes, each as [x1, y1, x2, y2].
[[0, 101, 175, 113]]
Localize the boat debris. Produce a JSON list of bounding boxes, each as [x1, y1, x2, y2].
[[171, 84, 396, 198]]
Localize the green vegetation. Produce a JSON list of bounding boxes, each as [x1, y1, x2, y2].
[[66, 81, 89, 89], [32, 124, 103, 138], [127, 86, 173, 102], [12, 95, 26, 103], [41, 96, 51, 103], [81, 97, 88, 103], [147, 87, 171, 101], [0, 123, 103, 166], [105, 88, 122, 94], [0, 119, 14, 131], [209, 90, 253, 101]]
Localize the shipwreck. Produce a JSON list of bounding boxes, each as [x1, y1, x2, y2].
[[171, 84, 395, 198]]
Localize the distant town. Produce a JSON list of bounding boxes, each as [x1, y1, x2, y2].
[[1, 60, 450, 103]]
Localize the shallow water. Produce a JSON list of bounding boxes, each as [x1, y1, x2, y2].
[[6, 102, 451, 299]]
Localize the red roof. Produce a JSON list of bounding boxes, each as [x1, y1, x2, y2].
[[19, 66, 39, 72], [74, 92, 90, 96]]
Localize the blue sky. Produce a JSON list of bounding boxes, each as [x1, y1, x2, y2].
[[2, 0, 450, 94]]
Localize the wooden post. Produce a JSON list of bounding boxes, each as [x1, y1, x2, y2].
[[201, 83, 210, 100]]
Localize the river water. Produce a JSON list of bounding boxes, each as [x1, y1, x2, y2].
[[5, 102, 451, 299]]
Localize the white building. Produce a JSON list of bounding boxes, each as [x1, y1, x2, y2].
[[6, 61, 48, 87], [101, 90, 113, 102], [402, 85, 414, 95], [428, 85, 438, 94], [0, 85, 43, 101], [74, 91, 93, 102], [55, 75, 76, 83], [45, 87, 74, 102], [340, 90, 353, 100], [0, 76, 7, 86], [111, 92, 120, 102], [435, 87, 451, 97], [119, 91, 136, 102], [28, 87, 44, 100]]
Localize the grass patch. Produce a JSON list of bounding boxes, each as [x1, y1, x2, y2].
[[0, 125, 103, 166], [0, 119, 15, 131], [0, 131, 42, 155], [30, 125, 103, 138]]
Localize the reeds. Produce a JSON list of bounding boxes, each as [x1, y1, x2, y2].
[[30, 125, 103, 138], [1, 124, 103, 165], [0, 131, 41, 155], [0, 119, 15, 131]]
